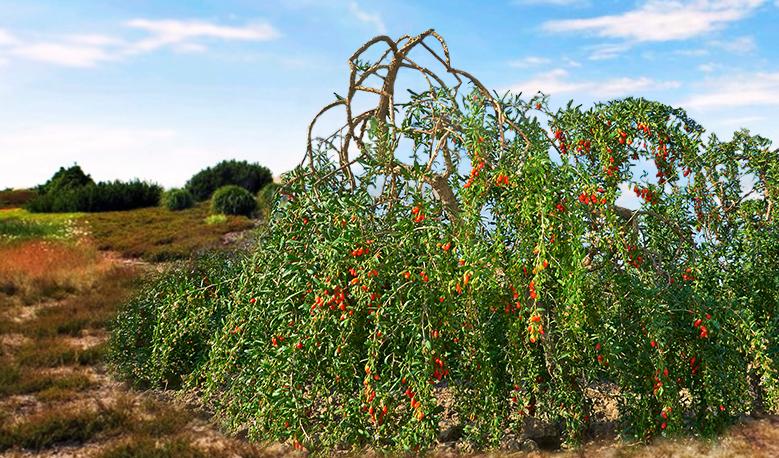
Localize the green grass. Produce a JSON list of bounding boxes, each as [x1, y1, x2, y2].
[[86, 203, 254, 261], [0, 209, 84, 243]]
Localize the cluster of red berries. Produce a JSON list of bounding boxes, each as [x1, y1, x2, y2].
[[603, 155, 619, 177], [575, 139, 591, 154], [554, 129, 568, 154], [528, 314, 544, 343], [595, 342, 608, 366], [432, 357, 448, 381], [578, 187, 607, 206], [693, 313, 712, 338], [495, 173, 510, 187], [464, 160, 486, 189], [633, 185, 657, 205], [626, 245, 644, 268], [411, 205, 425, 223]]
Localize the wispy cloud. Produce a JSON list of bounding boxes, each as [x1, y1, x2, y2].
[[348, 2, 387, 33], [697, 63, 717, 72], [587, 43, 631, 60], [10, 42, 114, 67], [508, 68, 681, 98], [684, 72, 779, 108], [709, 35, 757, 53], [0, 28, 17, 46], [543, 0, 765, 42], [0, 19, 280, 68], [125, 19, 279, 54], [508, 56, 550, 68]]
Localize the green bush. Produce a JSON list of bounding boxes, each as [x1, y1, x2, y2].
[[27, 180, 161, 213], [186, 160, 273, 201], [210, 185, 256, 217], [109, 251, 245, 388], [110, 32, 779, 453], [162, 188, 195, 211], [37, 165, 94, 194]]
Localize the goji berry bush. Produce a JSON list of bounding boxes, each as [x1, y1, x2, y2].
[[111, 30, 779, 452]]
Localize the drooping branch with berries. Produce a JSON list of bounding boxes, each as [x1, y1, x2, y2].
[[115, 30, 779, 453]]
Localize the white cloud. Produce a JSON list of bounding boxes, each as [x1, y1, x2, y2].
[[348, 2, 387, 33], [0, 19, 280, 68], [125, 19, 279, 54], [718, 115, 765, 125], [709, 35, 757, 53], [0, 28, 17, 46], [66, 34, 125, 47], [697, 63, 717, 72], [10, 42, 114, 67], [508, 56, 551, 68], [587, 43, 630, 60], [674, 48, 710, 57], [508, 68, 681, 98], [684, 72, 779, 108], [543, 0, 766, 43]]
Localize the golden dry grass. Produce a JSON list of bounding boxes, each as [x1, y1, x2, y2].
[[0, 239, 112, 305]]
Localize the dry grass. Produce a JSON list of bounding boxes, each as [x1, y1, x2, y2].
[[0, 236, 272, 457], [86, 202, 254, 261], [0, 239, 113, 306], [0, 189, 36, 209]]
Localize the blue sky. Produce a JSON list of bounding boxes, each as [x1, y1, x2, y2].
[[1, 0, 777, 189]]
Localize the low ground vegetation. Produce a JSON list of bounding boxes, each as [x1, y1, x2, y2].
[[86, 202, 254, 261], [0, 230, 268, 456]]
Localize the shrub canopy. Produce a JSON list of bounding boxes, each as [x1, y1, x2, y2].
[[111, 30, 779, 452], [28, 176, 161, 213], [162, 188, 195, 211], [37, 165, 94, 194], [211, 185, 256, 217], [186, 160, 273, 201]]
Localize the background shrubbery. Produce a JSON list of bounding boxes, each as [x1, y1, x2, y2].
[[186, 160, 273, 201], [27, 180, 161, 213], [211, 185, 256, 216], [162, 188, 195, 211]]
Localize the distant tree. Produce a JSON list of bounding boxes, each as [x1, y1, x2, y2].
[[186, 160, 273, 201], [37, 164, 94, 194]]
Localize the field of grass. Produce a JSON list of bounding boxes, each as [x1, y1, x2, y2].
[[0, 208, 84, 243], [0, 203, 255, 261], [0, 237, 269, 456], [85, 202, 255, 261], [0, 239, 111, 306]]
